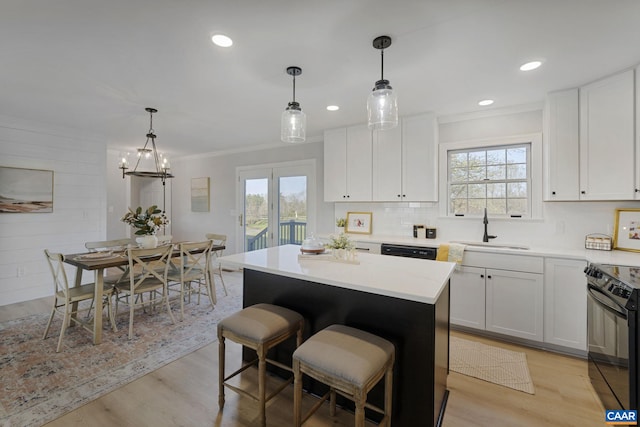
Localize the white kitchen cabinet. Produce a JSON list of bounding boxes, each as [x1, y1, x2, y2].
[[450, 251, 544, 342], [372, 125, 402, 201], [579, 69, 635, 200], [323, 124, 372, 201], [485, 268, 544, 342], [450, 266, 486, 329], [544, 258, 587, 351], [372, 113, 438, 202], [402, 113, 438, 202], [352, 240, 381, 254], [543, 89, 580, 201]]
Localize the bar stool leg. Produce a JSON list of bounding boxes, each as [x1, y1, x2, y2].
[[293, 359, 302, 427], [384, 366, 393, 427], [354, 389, 366, 427], [329, 388, 337, 416], [218, 334, 226, 409], [258, 345, 267, 427]]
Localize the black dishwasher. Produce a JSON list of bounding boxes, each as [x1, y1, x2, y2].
[[381, 243, 438, 260]]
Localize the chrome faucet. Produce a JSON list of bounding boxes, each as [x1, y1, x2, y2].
[[483, 208, 497, 243]]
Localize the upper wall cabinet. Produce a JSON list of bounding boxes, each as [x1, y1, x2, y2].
[[543, 89, 580, 201], [544, 69, 635, 201], [323, 124, 372, 202], [579, 69, 635, 200], [372, 113, 438, 202]]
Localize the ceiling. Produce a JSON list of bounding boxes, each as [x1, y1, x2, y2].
[[3, 0, 640, 159]]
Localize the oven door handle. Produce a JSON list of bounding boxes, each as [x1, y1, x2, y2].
[[588, 283, 628, 319]]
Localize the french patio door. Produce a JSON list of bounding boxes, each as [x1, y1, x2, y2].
[[237, 161, 315, 252]]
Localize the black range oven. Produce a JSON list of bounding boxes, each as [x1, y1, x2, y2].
[[585, 263, 640, 410]]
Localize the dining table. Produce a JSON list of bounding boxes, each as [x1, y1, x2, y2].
[[63, 242, 225, 344]]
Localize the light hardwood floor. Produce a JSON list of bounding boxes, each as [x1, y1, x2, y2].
[[4, 294, 605, 427]]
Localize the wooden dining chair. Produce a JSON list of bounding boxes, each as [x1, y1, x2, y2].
[[42, 249, 117, 352], [114, 245, 176, 339], [205, 233, 228, 297], [167, 240, 213, 320]]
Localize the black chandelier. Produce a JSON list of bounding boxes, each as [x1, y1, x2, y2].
[[119, 107, 174, 184]]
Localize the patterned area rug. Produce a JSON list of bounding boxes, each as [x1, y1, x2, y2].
[[450, 336, 535, 394], [0, 272, 243, 427]]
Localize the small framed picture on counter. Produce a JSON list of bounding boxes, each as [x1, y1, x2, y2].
[[613, 208, 640, 252], [346, 211, 372, 234]]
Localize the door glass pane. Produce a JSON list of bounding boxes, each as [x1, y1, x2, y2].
[[278, 175, 307, 245], [244, 178, 268, 252]]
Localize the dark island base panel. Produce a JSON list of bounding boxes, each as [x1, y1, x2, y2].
[[242, 269, 450, 427]]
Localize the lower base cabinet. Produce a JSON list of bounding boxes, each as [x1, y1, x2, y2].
[[450, 253, 544, 342], [450, 266, 485, 329], [543, 258, 587, 351], [485, 269, 544, 341], [451, 255, 587, 350]]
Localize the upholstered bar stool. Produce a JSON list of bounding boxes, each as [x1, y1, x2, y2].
[[293, 324, 395, 427], [218, 303, 304, 427]]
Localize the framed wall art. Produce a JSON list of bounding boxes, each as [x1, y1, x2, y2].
[[613, 208, 640, 252], [191, 177, 210, 212], [345, 211, 372, 234], [0, 166, 53, 213]]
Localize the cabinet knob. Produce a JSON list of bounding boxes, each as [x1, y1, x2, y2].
[[402, 194, 406, 197], [581, 191, 586, 194], [480, 274, 484, 278], [346, 195, 350, 198], [397, 194, 401, 198], [635, 189, 639, 193], [487, 275, 492, 279], [551, 191, 556, 195]]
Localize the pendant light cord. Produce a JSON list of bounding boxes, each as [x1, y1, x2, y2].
[[380, 49, 384, 81]]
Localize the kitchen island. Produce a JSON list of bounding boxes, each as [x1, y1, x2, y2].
[[219, 244, 456, 427]]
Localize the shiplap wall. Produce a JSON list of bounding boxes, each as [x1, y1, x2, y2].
[[0, 115, 107, 305]]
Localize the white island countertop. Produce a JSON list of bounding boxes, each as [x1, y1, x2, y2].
[[218, 244, 457, 304]]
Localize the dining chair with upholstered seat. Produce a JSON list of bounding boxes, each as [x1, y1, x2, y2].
[[114, 245, 176, 339], [42, 249, 117, 352], [205, 233, 228, 297], [167, 240, 213, 320]]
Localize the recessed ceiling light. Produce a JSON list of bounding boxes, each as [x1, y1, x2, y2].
[[478, 99, 494, 106], [520, 61, 542, 71], [211, 34, 233, 47], [326, 105, 340, 111]]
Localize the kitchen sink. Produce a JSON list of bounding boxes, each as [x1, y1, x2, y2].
[[450, 241, 530, 250]]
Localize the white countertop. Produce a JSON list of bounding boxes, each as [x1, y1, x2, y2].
[[320, 233, 640, 266], [218, 244, 456, 304]]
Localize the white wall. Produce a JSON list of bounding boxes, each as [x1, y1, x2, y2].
[[0, 115, 107, 305], [164, 141, 334, 255]]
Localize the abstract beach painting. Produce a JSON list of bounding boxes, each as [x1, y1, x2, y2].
[[0, 166, 53, 213]]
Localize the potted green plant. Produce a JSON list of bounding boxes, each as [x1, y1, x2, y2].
[[336, 217, 346, 233], [326, 232, 355, 261]]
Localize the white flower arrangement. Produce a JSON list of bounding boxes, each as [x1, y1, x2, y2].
[[121, 205, 170, 236]]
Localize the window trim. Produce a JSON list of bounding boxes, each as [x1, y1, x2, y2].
[[438, 133, 543, 219]]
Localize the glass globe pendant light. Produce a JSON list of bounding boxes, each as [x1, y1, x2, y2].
[[367, 35, 398, 130], [281, 66, 306, 143]]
